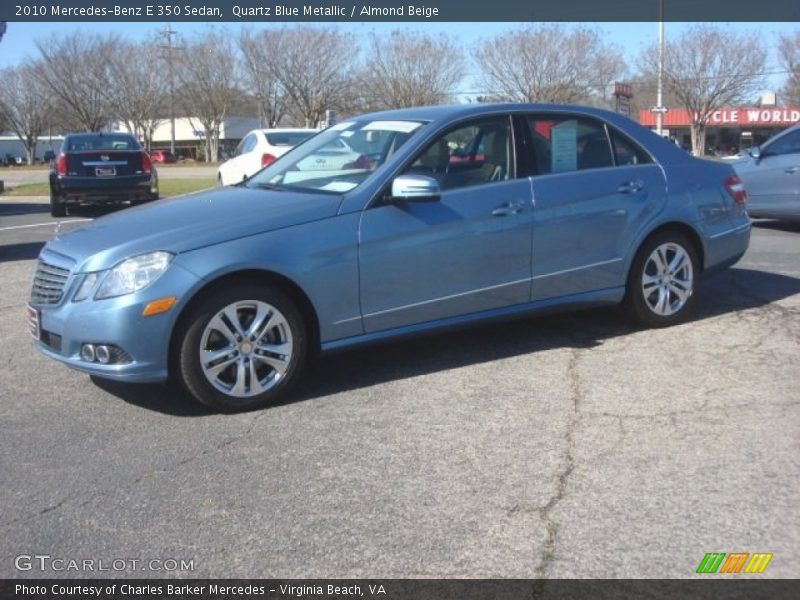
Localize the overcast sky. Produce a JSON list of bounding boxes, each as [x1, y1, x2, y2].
[[1, 21, 797, 96]]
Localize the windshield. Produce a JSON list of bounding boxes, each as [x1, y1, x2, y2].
[[247, 119, 426, 193]]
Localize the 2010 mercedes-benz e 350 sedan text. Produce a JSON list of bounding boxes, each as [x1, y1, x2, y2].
[[28, 104, 751, 412]]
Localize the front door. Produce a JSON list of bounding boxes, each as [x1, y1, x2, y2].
[[358, 116, 534, 333]]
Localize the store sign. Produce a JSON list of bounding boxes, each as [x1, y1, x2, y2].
[[703, 108, 800, 126]]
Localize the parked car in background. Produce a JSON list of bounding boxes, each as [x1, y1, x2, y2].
[[150, 149, 177, 164], [29, 104, 750, 412], [732, 123, 800, 221], [49, 132, 159, 217], [217, 128, 317, 185]]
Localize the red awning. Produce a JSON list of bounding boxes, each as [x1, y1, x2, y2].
[[638, 107, 800, 127]]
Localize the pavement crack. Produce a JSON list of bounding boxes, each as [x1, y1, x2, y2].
[[534, 344, 584, 579]]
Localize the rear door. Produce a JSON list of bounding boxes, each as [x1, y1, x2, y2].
[[522, 113, 667, 301], [224, 133, 258, 183]]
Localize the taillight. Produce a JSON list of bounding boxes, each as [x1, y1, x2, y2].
[[55, 153, 67, 177], [724, 175, 747, 204], [141, 152, 152, 174], [261, 153, 276, 168]]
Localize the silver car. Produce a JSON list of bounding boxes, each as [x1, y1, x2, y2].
[[733, 123, 800, 221]]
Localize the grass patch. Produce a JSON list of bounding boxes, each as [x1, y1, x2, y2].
[[2, 178, 215, 198], [159, 179, 216, 197], [3, 182, 50, 196]]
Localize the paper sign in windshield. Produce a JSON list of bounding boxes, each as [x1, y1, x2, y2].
[[551, 120, 578, 173]]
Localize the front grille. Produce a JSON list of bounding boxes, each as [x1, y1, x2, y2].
[[30, 260, 70, 305]]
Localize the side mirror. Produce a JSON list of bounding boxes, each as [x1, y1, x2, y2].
[[390, 174, 440, 202], [43, 150, 55, 162], [748, 146, 761, 160]]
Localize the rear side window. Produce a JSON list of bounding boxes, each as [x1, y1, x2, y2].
[[66, 134, 140, 152], [237, 134, 258, 155], [526, 115, 614, 175], [265, 132, 315, 146], [610, 130, 652, 166]]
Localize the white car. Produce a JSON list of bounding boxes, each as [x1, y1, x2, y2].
[[217, 128, 317, 185]]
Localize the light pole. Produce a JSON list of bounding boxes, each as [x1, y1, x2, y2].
[[656, 0, 665, 136], [159, 25, 180, 155]]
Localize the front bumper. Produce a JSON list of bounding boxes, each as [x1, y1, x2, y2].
[[30, 256, 201, 383]]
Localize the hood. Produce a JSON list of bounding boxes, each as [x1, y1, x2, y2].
[[45, 185, 341, 272]]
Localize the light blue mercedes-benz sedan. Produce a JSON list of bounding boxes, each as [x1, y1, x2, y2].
[[28, 104, 751, 411]]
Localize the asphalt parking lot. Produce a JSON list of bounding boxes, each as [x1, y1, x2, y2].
[[1, 197, 798, 579]]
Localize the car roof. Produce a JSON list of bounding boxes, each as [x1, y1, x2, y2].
[[352, 103, 633, 122], [257, 128, 318, 133], [66, 132, 136, 138]]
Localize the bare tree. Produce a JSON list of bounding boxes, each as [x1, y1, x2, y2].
[[260, 27, 358, 127], [32, 32, 118, 131], [105, 40, 168, 151], [0, 66, 53, 164], [778, 31, 800, 105], [238, 29, 287, 128], [474, 25, 625, 105], [175, 30, 240, 162], [639, 25, 766, 156], [358, 30, 465, 110]]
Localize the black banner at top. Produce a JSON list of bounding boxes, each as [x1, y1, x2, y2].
[[2, 0, 800, 22]]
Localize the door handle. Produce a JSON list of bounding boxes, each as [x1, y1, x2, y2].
[[617, 179, 645, 193], [492, 201, 525, 216], [785, 166, 800, 174]]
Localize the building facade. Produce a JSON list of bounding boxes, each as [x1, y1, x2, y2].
[[638, 106, 800, 155]]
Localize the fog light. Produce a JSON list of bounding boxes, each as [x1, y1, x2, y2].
[[80, 344, 96, 362], [95, 345, 111, 364]]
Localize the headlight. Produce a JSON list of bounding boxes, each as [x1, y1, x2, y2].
[[73, 273, 99, 302], [95, 251, 173, 299]]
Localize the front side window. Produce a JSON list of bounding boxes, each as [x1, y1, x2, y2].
[[401, 117, 513, 191], [527, 115, 614, 175], [764, 130, 800, 156], [248, 120, 425, 193]]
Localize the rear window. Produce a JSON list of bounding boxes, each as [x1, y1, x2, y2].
[[66, 134, 140, 152], [265, 132, 315, 147]]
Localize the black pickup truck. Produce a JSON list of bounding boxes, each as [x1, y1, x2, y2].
[[49, 132, 159, 217]]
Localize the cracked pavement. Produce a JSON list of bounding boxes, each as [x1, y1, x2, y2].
[[1, 210, 798, 578]]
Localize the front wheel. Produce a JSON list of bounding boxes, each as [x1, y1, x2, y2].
[[176, 284, 308, 412], [624, 232, 699, 328]]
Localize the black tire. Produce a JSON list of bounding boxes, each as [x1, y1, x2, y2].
[[624, 231, 699, 328], [175, 284, 308, 412], [50, 188, 66, 217]]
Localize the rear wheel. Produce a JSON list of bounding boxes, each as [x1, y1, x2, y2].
[[176, 284, 308, 412], [49, 188, 66, 217], [624, 231, 699, 327]]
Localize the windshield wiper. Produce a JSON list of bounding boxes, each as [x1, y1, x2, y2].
[[250, 182, 287, 191]]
